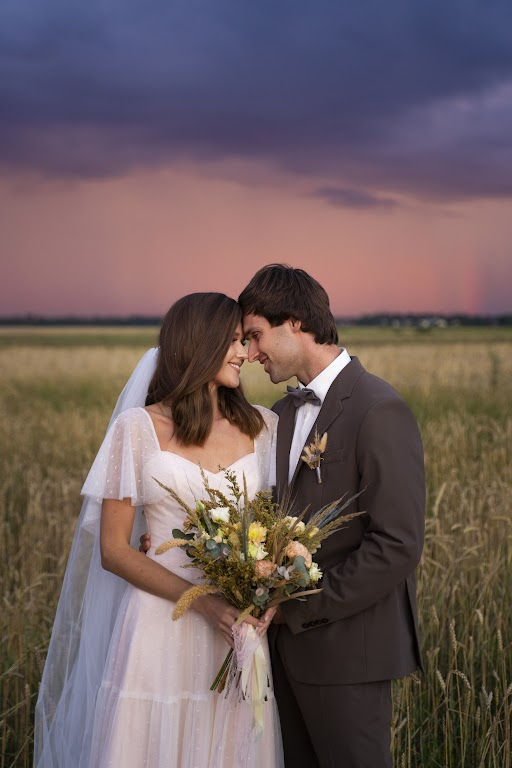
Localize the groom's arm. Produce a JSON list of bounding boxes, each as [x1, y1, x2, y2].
[[281, 396, 425, 634]]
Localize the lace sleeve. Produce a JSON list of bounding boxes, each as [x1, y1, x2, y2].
[[81, 407, 160, 506], [253, 405, 278, 490]]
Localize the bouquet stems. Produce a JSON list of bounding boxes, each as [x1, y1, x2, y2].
[[210, 648, 233, 692]]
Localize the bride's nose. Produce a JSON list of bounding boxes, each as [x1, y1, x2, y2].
[[237, 342, 248, 360]]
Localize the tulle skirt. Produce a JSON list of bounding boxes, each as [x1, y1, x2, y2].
[[88, 582, 283, 768]]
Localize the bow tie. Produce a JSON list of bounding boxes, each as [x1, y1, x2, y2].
[[286, 386, 321, 408]]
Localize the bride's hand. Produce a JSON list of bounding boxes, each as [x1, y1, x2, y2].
[[257, 606, 277, 636], [194, 595, 260, 648]]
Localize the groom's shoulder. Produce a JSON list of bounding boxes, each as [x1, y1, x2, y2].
[[271, 396, 290, 416], [356, 369, 401, 399], [335, 359, 411, 419]]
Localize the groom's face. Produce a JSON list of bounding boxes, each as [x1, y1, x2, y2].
[[242, 313, 300, 384]]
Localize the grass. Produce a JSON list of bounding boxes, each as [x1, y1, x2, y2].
[[1, 328, 511, 767], [1, 325, 512, 348]]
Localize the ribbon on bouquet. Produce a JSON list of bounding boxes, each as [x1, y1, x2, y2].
[[211, 622, 270, 768], [210, 621, 271, 768], [235, 624, 268, 737]]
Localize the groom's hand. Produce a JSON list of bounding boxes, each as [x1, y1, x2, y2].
[[139, 533, 151, 553]]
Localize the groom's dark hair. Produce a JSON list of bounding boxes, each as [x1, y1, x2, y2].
[[238, 264, 339, 345]]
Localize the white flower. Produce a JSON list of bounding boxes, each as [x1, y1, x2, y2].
[[283, 516, 306, 534], [210, 506, 230, 525], [248, 542, 268, 561], [309, 563, 323, 583], [277, 564, 295, 580]]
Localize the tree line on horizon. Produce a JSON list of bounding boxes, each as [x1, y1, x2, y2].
[[0, 313, 511, 327]]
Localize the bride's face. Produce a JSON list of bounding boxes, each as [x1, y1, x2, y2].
[[213, 324, 248, 389]]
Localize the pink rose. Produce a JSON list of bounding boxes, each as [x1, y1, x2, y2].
[[284, 541, 312, 568], [254, 560, 276, 579]]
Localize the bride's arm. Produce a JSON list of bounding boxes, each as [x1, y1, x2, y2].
[[100, 496, 261, 646]]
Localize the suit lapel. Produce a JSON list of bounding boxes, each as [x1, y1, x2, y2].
[[275, 398, 296, 499], [288, 357, 366, 488]]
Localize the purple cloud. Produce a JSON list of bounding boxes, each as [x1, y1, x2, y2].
[[1, 0, 512, 201], [313, 187, 399, 210]]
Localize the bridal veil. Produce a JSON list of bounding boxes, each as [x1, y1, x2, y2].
[[33, 348, 159, 768]]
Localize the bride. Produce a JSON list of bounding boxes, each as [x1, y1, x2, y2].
[[34, 293, 283, 767]]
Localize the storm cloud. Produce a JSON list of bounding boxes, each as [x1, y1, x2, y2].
[[2, 0, 512, 200]]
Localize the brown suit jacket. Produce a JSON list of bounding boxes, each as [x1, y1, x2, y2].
[[272, 357, 425, 685]]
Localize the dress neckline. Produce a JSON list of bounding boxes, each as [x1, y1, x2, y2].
[[159, 449, 256, 476], [140, 407, 255, 476]]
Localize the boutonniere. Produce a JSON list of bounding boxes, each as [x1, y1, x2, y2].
[[301, 429, 328, 484]]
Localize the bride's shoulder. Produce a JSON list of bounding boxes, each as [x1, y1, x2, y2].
[[108, 406, 155, 436], [252, 404, 278, 431]]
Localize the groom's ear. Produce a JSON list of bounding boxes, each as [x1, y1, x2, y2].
[[289, 318, 302, 333]]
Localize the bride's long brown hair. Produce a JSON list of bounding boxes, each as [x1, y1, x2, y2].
[[145, 293, 265, 446]]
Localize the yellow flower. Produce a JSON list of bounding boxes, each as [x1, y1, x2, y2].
[[248, 522, 267, 544]]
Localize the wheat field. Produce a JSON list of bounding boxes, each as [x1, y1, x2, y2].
[[1, 328, 511, 767]]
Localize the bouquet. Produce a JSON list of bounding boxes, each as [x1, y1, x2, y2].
[[154, 469, 361, 728]]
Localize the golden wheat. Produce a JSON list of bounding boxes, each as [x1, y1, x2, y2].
[[1, 333, 511, 767]]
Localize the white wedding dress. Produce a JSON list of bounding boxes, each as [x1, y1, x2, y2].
[[35, 402, 283, 768]]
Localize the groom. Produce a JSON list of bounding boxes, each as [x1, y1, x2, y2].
[[238, 264, 425, 768]]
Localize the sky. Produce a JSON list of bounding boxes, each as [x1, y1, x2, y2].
[[1, 0, 512, 317]]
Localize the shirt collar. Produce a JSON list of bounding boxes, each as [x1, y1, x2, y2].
[[298, 348, 351, 404]]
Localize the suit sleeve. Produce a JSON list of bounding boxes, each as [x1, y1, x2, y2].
[[282, 396, 425, 633]]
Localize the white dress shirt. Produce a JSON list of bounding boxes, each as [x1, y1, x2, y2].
[[288, 348, 352, 483]]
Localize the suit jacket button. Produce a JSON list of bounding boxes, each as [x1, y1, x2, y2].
[[302, 622, 310, 629], [321, 618, 328, 624]]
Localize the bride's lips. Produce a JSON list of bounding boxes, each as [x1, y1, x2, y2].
[[229, 362, 241, 372]]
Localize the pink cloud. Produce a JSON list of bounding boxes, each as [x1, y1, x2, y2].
[[1, 168, 511, 317]]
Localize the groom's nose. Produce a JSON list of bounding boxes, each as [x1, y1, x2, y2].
[[246, 340, 259, 362]]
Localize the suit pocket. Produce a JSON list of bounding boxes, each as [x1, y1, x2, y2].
[[322, 448, 351, 464]]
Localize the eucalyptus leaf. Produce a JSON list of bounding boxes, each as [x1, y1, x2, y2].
[[172, 528, 195, 541]]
